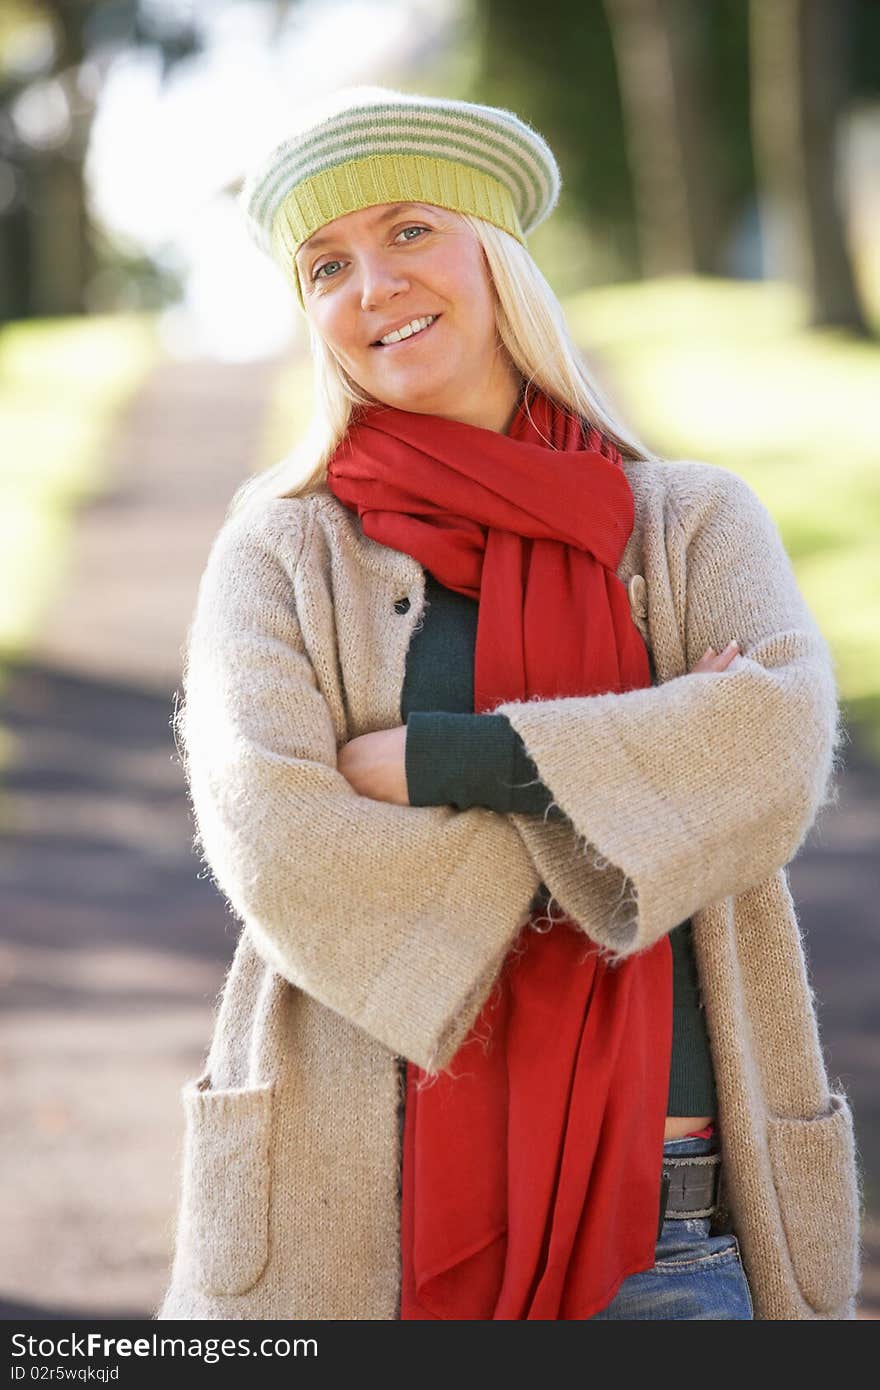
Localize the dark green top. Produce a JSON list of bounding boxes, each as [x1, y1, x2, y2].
[[401, 569, 717, 1116]]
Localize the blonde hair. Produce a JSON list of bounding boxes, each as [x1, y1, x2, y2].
[[225, 213, 663, 523]]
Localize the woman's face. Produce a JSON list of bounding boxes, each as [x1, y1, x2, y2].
[[295, 201, 522, 431]]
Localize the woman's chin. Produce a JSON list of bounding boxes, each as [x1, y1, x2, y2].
[[366, 373, 455, 413]]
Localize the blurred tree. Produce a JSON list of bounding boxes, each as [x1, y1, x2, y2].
[[475, 0, 639, 285], [602, 0, 691, 275], [749, 0, 871, 333], [602, 0, 726, 277], [475, 0, 877, 308], [0, 0, 205, 322], [474, 0, 750, 286]]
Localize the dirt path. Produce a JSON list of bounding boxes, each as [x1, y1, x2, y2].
[[0, 353, 877, 1319], [0, 354, 281, 1318]]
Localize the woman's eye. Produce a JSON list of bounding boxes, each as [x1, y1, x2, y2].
[[312, 227, 428, 281]]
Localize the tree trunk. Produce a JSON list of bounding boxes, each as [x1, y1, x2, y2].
[[603, 0, 696, 276], [801, 0, 869, 329], [749, 0, 870, 333], [28, 154, 91, 316], [28, 0, 95, 315], [664, 1, 726, 274]]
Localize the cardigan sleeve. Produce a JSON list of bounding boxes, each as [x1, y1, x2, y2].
[[492, 466, 843, 959], [405, 710, 570, 820], [175, 502, 541, 1076]]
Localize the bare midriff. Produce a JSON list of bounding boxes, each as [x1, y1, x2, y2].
[[664, 1114, 714, 1139]]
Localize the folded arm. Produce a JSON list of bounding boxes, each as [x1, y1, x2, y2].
[[176, 504, 540, 1073], [491, 467, 843, 957], [404, 710, 567, 919], [405, 710, 570, 819]]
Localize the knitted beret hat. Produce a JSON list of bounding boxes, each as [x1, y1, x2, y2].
[[238, 85, 562, 308]]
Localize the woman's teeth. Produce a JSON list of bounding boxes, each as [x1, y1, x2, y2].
[[376, 314, 438, 346]]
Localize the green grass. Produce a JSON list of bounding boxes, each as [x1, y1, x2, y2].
[[0, 313, 160, 665], [564, 275, 880, 757]]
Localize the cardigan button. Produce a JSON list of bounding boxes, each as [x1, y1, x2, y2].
[[393, 596, 411, 614], [628, 574, 647, 619]]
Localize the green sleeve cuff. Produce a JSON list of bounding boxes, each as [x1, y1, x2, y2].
[[405, 711, 568, 820]]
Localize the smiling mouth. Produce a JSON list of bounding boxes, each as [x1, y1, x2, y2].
[[371, 315, 442, 348]]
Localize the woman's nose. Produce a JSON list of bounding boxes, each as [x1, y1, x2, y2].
[[359, 257, 410, 310]]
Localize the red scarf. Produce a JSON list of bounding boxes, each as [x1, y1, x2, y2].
[[327, 384, 673, 1320]]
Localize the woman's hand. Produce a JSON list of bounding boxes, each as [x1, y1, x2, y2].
[[692, 639, 740, 674], [337, 724, 410, 806]]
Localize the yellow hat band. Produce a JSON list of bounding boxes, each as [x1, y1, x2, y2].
[[269, 153, 526, 307]]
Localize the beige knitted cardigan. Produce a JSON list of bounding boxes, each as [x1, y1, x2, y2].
[[156, 455, 861, 1321]]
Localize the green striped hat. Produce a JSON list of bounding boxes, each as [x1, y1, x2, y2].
[[239, 85, 561, 308]]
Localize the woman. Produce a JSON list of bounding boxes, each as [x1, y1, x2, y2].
[[156, 86, 860, 1320]]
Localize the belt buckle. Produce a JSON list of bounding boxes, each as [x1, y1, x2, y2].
[[661, 1152, 721, 1220]]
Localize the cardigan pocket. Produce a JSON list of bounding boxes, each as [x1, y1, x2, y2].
[[766, 1093, 861, 1315], [176, 1070, 275, 1296]]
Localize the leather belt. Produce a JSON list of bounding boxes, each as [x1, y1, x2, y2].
[[658, 1152, 722, 1237]]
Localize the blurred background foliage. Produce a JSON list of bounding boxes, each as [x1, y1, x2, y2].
[[1, 0, 879, 745]]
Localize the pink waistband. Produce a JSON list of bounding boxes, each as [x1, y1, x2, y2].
[[681, 1122, 715, 1139]]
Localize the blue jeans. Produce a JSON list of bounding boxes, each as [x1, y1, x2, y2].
[[589, 1135, 754, 1320]]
